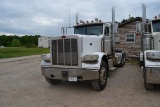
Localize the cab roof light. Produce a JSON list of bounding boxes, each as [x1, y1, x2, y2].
[[80, 20, 83, 23], [95, 18, 98, 22], [154, 16, 158, 19]]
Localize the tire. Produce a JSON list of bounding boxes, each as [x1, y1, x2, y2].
[[144, 69, 154, 90], [119, 52, 125, 67], [45, 77, 62, 85], [122, 52, 126, 65], [140, 61, 143, 68], [91, 61, 108, 91]]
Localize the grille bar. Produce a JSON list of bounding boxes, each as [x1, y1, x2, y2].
[[52, 39, 78, 66]]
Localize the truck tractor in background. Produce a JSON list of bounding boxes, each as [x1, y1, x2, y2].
[[41, 7, 126, 91], [138, 4, 160, 90]]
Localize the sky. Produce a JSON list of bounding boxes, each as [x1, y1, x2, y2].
[[0, 0, 159, 36]]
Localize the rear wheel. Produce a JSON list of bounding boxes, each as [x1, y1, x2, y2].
[[91, 61, 108, 91], [144, 70, 154, 90], [45, 77, 62, 85]]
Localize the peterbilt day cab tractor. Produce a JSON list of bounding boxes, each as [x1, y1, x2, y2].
[[41, 7, 126, 91], [139, 4, 160, 90]]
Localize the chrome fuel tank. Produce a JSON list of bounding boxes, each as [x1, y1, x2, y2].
[[143, 33, 152, 51]]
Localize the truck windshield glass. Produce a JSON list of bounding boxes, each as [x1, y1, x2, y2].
[[74, 24, 103, 35], [152, 21, 160, 32]]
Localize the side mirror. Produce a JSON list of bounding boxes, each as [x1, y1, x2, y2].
[[61, 27, 65, 35]]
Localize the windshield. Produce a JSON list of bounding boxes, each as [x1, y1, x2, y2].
[[152, 20, 160, 32], [74, 24, 103, 35]]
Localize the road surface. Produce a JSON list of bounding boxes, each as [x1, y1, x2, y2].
[[0, 56, 160, 107]]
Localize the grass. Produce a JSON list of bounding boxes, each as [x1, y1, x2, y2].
[[126, 59, 140, 64], [0, 47, 50, 59]]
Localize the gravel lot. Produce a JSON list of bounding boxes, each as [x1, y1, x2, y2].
[[0, 55, 160, 107]]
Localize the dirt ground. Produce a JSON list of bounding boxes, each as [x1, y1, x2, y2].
[[0, 55, 160, 107]]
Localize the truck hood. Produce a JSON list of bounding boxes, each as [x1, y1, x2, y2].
[[50, 34, 103, 40]]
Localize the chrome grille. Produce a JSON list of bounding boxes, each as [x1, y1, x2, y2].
[[52, 39, 78, 66]]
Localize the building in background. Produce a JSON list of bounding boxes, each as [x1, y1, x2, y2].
[[115, 17, 142, 59], [38, 36, 50, 48]]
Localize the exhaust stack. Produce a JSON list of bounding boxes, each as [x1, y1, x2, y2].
[[142, 3, 146, 33], [141, 3, 152, 51], [76, 13, 79, 24]]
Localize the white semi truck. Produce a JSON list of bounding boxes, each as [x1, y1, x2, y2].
[[139, 4, 160, 90], [41, 7, 125, 91]]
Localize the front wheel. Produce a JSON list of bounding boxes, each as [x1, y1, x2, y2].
[[45, 77, 62, 85], [91, 61, 108, 91]]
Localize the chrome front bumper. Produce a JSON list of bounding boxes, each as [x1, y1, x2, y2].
[[146, 68, 160, 84], [41, 67, 99, 81]]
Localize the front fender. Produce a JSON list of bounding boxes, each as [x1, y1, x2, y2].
[[82, 52, 107, 70]]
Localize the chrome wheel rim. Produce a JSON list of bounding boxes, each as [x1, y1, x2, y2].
[[100, 67, 106, 85]]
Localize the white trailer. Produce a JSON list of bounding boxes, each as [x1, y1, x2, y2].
[[38, 36, 50, 48], [40, 7, 125, 91], [139, 4, 160, 90]]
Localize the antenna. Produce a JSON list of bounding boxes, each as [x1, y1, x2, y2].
[[69, 9, 70, 27]]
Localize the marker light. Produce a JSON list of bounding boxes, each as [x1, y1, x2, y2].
[[95, 18, 98, 22], [80, 20, 83, 23], [61, 36, 66, 39]]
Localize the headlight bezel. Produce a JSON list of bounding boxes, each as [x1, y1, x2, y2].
[[83, 54, 99, 62], [41, 54, 51, 62], [146, 52, 160, 60]]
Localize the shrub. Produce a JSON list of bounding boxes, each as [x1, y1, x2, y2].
[[12, 38, 20, 47]]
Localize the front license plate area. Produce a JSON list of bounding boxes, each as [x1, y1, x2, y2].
[[68, 77, 77, 82]]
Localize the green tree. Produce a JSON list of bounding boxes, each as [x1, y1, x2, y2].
[[0, 34, 40, 47], [130, 17, 134, 21], [12, 38, 20, 47]]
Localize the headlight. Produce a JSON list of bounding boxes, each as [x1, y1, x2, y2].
[[146, 52, 160, 60], [83, 54, 99, 62], [41, 54, 50, 62]]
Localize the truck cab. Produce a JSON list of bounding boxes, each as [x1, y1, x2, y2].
[[139, 4, 160, 90], [41, 9, 125, 91], [143, 19, 160, 90]]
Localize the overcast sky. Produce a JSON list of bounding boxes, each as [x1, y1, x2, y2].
[[0, 0, 159, 36]]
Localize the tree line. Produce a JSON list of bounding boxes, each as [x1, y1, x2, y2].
[[0, 35, 41, 47]]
